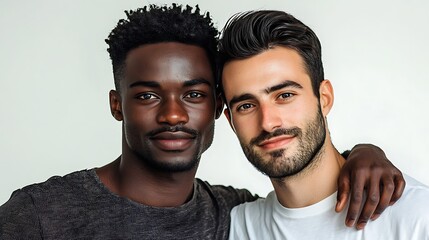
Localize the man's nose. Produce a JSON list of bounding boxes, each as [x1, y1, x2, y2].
[[260, 103, 282, 132], [156, 98, 189, 125]]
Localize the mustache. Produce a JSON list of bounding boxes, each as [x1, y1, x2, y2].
[[250, 127, 301, 146], [147, 125, 198, 137]]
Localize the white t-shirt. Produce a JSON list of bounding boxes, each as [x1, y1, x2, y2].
[[229, 175, 429, 240]]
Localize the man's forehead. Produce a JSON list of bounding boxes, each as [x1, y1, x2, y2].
[[122, 42, 215, 88], [128, 78, 214, 89], [222, 47, 310, 95]]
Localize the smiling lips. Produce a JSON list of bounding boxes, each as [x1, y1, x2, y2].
[[151, 131, 196, 151], [257, 135, 295, 150]]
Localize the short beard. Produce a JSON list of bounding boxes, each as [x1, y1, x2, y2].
[[241, 108, 326, 179]]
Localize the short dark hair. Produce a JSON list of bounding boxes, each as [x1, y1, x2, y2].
[[218, 10, 324, 97], [105, 4, 219, 90]]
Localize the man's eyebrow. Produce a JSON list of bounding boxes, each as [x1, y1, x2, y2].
[[129, 80, 160, 88], [229, 93, 256, 109], [183, 78, 212, 87], [265, 80, 303, 94]]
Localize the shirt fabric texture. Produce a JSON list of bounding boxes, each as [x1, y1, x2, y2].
[[0, 169, 257, 240], [229, 174, 429, 240]]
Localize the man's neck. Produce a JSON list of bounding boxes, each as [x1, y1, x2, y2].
[[96, 153, 198, 208], [271, 142, 346, 208]]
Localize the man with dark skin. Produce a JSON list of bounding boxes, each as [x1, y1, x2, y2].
[[0, 4, 404, 239]]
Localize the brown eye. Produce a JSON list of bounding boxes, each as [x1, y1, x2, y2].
[[237, 103, 254, 112], [138, 93, 158, 100], [278, 93, 294, 100], [279, 93, 293, 98], [185, 92, 204, 98]]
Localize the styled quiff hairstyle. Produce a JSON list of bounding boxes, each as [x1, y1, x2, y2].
[[219, 10, 324, 98], [105, 4, 219, 90]]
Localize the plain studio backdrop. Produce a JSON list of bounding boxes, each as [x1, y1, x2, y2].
[[1, 0, 428, 205]]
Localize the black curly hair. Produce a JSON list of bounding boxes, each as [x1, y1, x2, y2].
[[105, 4, 219, 90]]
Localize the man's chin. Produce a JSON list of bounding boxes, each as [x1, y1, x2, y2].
[[248, 152, 306, 179], [145, 155, 200, 173]]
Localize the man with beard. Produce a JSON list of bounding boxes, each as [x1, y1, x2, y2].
[[0, 4, 406, 239], [220, 10, 429, 239]]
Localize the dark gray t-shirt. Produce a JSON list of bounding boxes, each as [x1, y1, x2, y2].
[[0, 169, 257, 239]]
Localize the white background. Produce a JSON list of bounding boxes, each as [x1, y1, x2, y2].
[[1, 0, 428, 205]]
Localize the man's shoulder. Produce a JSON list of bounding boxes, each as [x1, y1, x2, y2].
[[367, 174, 429, 238], [388, 174, 429, 222], [0, 169, 97, 238], [19, 169, 96, 196], [231, 191, 273, 219], [228, 191, 273, 239], [2, 169, 98, 213], [397, 174, 429, 206]]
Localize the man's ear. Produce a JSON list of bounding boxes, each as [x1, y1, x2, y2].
[[109, 90, 123, 121], [223, 108, 236, 132], [319, 80, 334, 117], [215, 93, 224, 119]]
